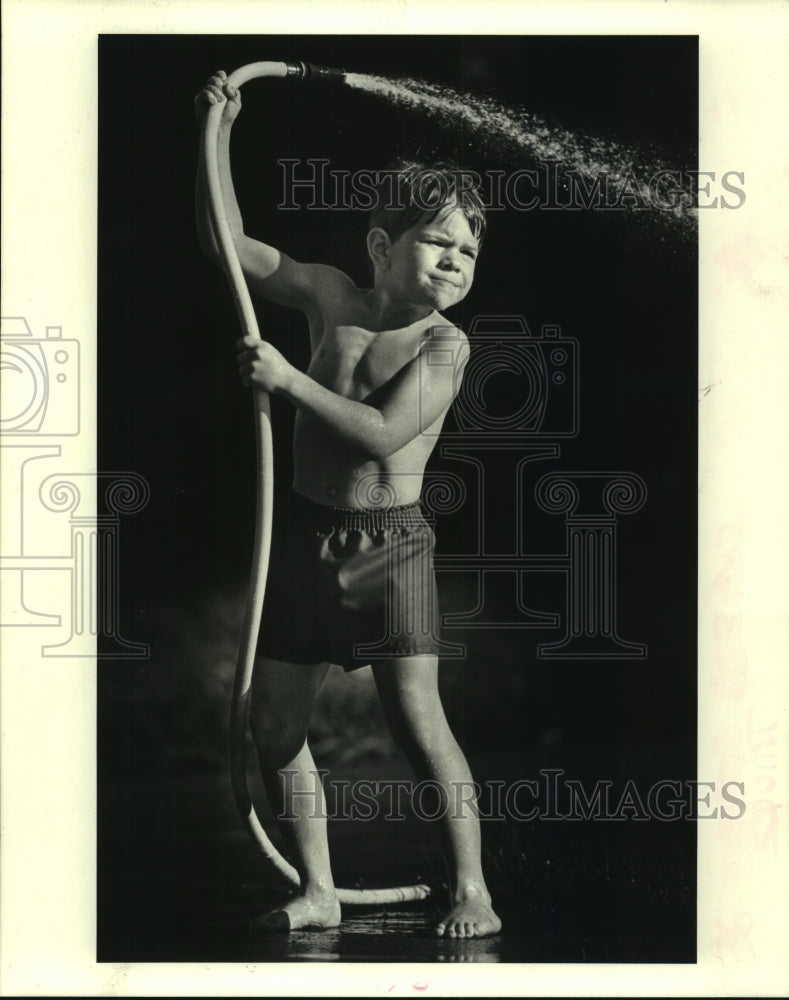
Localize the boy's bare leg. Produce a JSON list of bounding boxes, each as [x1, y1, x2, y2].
[[248, 656, 341, 931], [372, 656, 502, 938]]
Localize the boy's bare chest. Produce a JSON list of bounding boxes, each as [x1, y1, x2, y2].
[[308, 325, 423, 401]]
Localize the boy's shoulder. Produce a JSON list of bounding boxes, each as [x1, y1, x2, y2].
[[422, 315, 470, 361], [308, 263, 359, 301]]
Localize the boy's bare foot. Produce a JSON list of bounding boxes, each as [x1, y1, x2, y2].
[[435, 890, 502, 939], [250, 890, 341, 933]]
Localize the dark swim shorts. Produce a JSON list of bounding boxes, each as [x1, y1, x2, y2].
[[258, 489, 442, 670]]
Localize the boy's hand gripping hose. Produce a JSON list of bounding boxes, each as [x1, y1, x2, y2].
[[200, 60, 430, 906]]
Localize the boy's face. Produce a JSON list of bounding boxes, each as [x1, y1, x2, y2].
[[382, 207, 480, 312]]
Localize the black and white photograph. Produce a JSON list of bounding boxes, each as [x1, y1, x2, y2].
[[98, 33, 699, 965], [1, 2, 788, 996]]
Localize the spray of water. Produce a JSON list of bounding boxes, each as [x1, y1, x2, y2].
[[346, 73, 697, 242]]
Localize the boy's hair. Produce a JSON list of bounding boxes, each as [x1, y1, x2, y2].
[[368, 159, 487, 247]]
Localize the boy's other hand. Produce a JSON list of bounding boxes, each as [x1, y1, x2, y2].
[[237, 336, 294, 395], [194, 70, 241, 125]]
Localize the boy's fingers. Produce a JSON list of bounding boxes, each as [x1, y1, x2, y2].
[[196, 88, 224, 107], [237, 351, 264, 367]]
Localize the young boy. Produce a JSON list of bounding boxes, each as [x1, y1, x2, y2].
[[195, 70, 501, 939]]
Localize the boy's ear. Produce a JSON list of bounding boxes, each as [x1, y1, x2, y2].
[[366, 227, 393, 270]]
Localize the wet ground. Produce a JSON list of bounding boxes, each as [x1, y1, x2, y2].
[[98, 766, 695, 964]]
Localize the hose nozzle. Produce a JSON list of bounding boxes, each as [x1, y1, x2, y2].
[[285, 60, 346, 84]]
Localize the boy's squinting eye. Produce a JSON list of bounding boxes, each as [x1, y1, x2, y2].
[[425, 236, 476, 260]]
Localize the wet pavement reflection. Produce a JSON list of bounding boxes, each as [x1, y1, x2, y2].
[[99, 769, 695, 964], [247, 908, 504, 963]]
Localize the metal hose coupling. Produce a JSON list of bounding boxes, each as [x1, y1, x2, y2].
[[285, 60, 347, 84]]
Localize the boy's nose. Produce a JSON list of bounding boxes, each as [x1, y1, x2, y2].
[[438, 252, 460, 271]]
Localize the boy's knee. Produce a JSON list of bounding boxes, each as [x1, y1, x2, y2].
[[248, 708, 306, 764], [380, 690, 454, 763], [386, 705, 441, 759]]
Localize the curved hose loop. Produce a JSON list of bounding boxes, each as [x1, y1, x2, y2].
[[201, 61, 430, 906]]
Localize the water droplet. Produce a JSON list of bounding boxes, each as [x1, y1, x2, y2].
[[345, 72, 696, 244]]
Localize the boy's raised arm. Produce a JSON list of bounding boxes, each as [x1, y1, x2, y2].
[[195, 70, 332, 316]]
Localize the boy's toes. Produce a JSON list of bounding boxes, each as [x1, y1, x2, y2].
[[435, 900, 502, 939]]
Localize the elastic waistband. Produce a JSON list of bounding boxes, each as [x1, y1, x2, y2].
[[290, 488, 429, 532]]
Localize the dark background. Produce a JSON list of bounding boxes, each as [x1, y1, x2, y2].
[[98, 35, 697, 962]]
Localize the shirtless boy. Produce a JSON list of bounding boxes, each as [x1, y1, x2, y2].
[[196, 70, 501, 939]]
